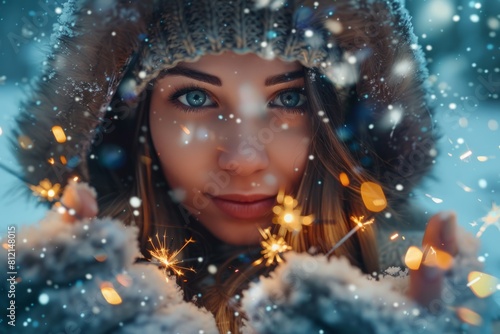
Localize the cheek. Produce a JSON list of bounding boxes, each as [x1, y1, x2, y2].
[[150, 121, 216, 193], [153, 133, 197, 177], [268, 129, 311, 184]]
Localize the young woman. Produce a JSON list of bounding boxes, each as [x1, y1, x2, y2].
[[8, 0, 487, 333]]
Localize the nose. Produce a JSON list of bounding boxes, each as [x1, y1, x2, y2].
[[217, 134, 270, 177]]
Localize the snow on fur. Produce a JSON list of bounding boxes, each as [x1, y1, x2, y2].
[[0, 215, 494, 333], [240, 250, 493, 334], [0, 213, 218, 334]]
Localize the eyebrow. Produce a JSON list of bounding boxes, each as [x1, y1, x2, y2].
[[265, 70, 304, 86], [164, 67, 222, 86], [162, 67, 303, 87]]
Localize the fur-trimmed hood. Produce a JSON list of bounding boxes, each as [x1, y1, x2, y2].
[[14, 0, 435, 205]]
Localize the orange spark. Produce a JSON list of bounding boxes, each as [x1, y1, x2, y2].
[[326, 216, 374, 257], [180, 124, 191, 135], [390, 233, 399, 240]]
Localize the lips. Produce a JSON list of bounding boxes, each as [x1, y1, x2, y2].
[[210, 194, 277, 220]]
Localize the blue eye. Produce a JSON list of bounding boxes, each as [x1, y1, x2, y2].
[[177, 89, 215, 108], [271, 90, 307, 109]]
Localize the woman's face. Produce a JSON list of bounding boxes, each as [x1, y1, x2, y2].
[[149, 52, 311, 245]]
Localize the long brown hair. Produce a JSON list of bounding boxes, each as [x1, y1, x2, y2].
[[89, 65, 382, 333]]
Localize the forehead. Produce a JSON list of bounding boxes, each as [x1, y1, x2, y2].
[[176, 51, 303, 77]]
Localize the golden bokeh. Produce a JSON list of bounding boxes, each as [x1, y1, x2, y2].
[[100, 282, 122, 305], [116, 273, 133, 287], [18, 135, 33, 150], [360, 182, 387, 212], [422, 247, 454, 270], [51, 125, 67, 143], [404, 246, 423, 270], [94, 254, 108, 262], [272, 190, 314, 235], [29, 179, 62, 201], [467, 271, 499, 298], [339, 172, 350, 186], [456, 307, 483, 326]]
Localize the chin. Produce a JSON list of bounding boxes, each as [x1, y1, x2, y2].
[[216, 231, 261, 246], [209, 225, 265, 246]]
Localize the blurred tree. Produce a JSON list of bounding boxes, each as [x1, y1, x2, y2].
[[406, 0, 500, 97], [0, 0, 59, 81]]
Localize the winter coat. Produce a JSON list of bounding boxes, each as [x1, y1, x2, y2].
[[2, 0, 495, 333]]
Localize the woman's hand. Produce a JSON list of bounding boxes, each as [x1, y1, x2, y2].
[[408, 211, 459, 307], [59, 181, 98, 223]]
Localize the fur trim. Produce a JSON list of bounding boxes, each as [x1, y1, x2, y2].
[[13, 0, 435, 204]]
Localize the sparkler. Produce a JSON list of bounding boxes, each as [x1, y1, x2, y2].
[[476, 203, 500, 238], [29, 178, 62, 202], [272, 190, 314, 235], [148, 234, 196, 281], [326, 216, 374, 257], [253, 228, 292, 267], [0, 162, 65, 202]]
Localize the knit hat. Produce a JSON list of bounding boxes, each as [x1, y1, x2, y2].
[[125, 1, 337, 96], [14, 0, 434, 202]]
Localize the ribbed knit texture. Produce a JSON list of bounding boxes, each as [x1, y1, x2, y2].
[[134, 0, 331, 93]]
